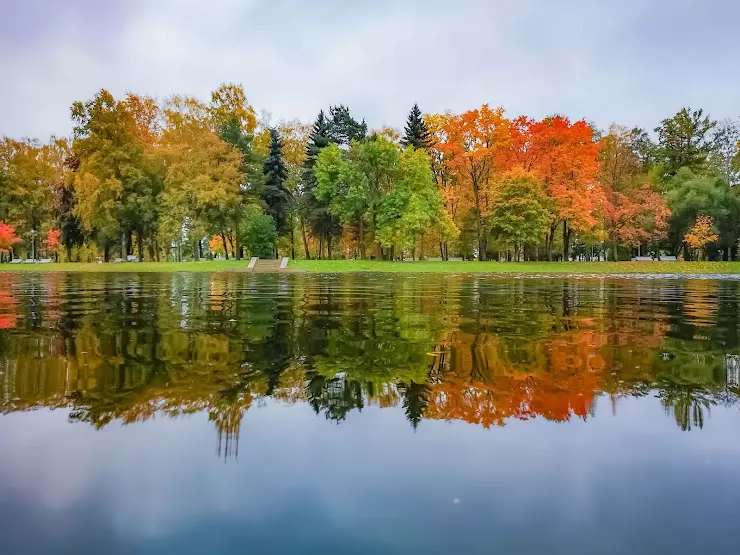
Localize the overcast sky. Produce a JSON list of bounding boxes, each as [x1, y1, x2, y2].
[[2, 0, 739, 140]]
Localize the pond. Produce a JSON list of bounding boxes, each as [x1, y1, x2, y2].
[[0, 272, 739, 555]]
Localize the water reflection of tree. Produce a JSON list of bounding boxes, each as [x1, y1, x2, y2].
[[1, 273, 740, 445]]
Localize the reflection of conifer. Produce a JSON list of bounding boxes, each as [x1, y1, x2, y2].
[[306, 373, 364, 421], [402, 381, 430, 430]]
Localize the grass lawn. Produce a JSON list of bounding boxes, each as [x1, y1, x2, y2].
[[0, 260, 254, 272], [291, 259, 740, 274], [2, 259, 740, 274]]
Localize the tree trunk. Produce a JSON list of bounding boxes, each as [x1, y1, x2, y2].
[[121, 231, 127, 261], [154, 238, 160, 262], [328, 235, 332, 259], [221, 231, 229, 260], [562, 220, 569, 261], [66, 245, 72, 263], [318, 236, 323, 260], [137, 230, 144, 262], [148, 240, 155, 262], [358, 217, 366, 259], [301, 219, 311, 260], [547, 224, 556, 261]]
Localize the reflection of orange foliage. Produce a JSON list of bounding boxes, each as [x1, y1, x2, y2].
[[0, 277, 17, 329], [683, 280, 718, 328], [426, 331, 607, 427]]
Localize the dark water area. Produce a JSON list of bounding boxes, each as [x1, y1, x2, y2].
[[1, 272, 739, 555]]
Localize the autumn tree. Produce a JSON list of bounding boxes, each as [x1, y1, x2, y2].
[[71, 89, 163, 261], [0, 138, 59, 250], [44, 229, 61, 261], [0, 221, 22, 259], [435, 105, 510, 260], [599, 126, 670, 259], [488, 172, 551, 260], [400, 103, 433, 150], [684, 214, 718, 260], [162, 95, 244, 260]]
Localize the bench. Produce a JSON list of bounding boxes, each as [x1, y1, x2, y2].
[[658, 256, 677, 261], [631, 256, 655, 261]]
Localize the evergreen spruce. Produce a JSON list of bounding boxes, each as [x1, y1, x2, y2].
[[300, 111, 342, 258], [262, 128, 291, 241], [327, 105, 367, 145], [401, 103, 433, 149]]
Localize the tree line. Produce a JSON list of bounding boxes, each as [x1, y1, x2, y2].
[[1, 84, 739, 262]]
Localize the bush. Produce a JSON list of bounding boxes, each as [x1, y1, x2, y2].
[[243, 214, 277, 258]]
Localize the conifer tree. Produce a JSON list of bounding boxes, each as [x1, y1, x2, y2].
[[401, 103, 433, 149], [262, 128, 291, 247], [300, 111, 341, 258]]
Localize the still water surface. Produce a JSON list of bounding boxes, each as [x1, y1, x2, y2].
[[1, 272, 739, 554]]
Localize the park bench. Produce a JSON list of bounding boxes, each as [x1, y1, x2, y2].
[[9, 259, 22, 264], [631, 256, 655, 261], [658, 256, 677, 261]]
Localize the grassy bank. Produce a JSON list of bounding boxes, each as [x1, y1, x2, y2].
[[2, 259, 740, 274], [0, 260, 253, 273], [291, 260, 740, 274]]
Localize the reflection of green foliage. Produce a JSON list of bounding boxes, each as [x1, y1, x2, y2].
[[2, 273, 740, 437]]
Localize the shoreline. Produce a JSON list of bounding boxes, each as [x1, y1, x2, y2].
[[2, 260, 740, 275]]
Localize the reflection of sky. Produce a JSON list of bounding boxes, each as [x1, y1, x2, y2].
[[1, 397, 739, 555]]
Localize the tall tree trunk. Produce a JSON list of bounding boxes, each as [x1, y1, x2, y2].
[[547, 224, 556, 261], [66, 245, 72, 263], [562, 220, 569, 261], [154, 238, 160, 262], [301, 219, 311, 260], [439, 242, 444, 259], [148, 240, 155, 262], [136, 230, 144, 262], [358, 217, 366, 259], [318, 236, 323, 260], [290, 226, 295, 260], [419, 233, 425, 260], [221, 231, 229, 260], [328, 235, 332, 259], [121, 231, 127, 260]]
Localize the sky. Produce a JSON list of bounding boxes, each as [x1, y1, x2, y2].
[[1, 0, 739, 140]]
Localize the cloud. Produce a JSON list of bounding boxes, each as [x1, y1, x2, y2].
[[1, 0, 739, 140]]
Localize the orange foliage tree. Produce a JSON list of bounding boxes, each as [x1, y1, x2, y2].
[[524, 117, 602, 260], [44, 229, 61, 260], [684, 214, 718, 260], [0, 221, 22, 258], [433, 105, 510, 260]]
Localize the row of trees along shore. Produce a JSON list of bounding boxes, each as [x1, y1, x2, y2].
[[1, 84, 739, 263]]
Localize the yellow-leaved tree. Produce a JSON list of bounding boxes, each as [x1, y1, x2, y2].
[[683, 214, 718, 260]]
